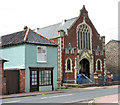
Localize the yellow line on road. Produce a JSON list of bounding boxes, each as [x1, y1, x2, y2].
[[88, 94, 118, 104]]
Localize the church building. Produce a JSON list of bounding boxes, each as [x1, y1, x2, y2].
[[36, 5, 106, 87]]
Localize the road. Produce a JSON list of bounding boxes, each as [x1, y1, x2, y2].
[[1, 86, 118, 104]]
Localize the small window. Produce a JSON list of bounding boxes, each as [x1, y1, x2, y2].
[[97, 60, 101, 70], [37, 46, 47, 62], [65, 49, 69, 54], [70, 48, 74, 54], [67, 59, 71, 70], [65, 58, 72, 72], [96, 59, 102, 71]]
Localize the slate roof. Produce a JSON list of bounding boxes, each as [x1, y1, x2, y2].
[[106, 40, 120, 45], [1, 28, 57, 47], [36, 17, 77, 39], [112, 40, 120, 43]]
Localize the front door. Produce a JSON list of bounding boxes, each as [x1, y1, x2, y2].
[[5, 70, 19, 94], [30, 70, 39, 92], [79, 59, 90, 78]]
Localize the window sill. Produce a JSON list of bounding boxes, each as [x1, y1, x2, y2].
[[65, 70, 72, 73], [96, 70, 102, 72], [37, 61, 47, 63]]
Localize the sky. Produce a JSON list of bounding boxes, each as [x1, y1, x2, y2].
[[0, 0, 119, 43]]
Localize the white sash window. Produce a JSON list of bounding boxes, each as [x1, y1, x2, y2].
[[37, 46, 47, 62]]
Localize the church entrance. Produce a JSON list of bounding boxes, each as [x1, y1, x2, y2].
[[79, 59, 90, 78]]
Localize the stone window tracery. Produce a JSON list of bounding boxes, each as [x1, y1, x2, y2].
[[77, 24, 91, 50]]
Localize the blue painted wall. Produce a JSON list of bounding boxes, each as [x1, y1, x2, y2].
[[1, 43, 57, 92], [25, 44, 57, 92], [1, 45, 25, 69]]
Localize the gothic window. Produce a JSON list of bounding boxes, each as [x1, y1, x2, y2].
[[96, 59, 102, 71], [70, 48, 74, 54], [67, 59, 71, 70], [65, 49, 69, 54], [65, 58, 72, 72], [77, 24, 91, 50], [97, 60, 100, 70]]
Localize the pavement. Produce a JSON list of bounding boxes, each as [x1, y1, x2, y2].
[[87, 85, 119, 104], [0, 90, 62, 99], [93, 94, 119, 103], [0, 85, 119, 104]]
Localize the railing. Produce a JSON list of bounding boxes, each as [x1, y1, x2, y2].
[[82, 74, 93, 83], [82, 74, 94, 83]]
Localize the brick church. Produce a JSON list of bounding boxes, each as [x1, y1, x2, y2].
[[36, 5, 106, 87]]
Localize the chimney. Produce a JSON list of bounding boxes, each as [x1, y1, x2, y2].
[[62, 19, 66, 25], [58, 30, 65, 37], [24, 26, 28, 30]]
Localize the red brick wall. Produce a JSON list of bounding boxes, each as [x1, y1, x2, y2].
[[52, 38, 62, 87], [19, 70, 25, 93], [52, 7, 105, 85], [0, 62, 3, 95], [0, 61, 7, 95], [63, 6, 105, 81]]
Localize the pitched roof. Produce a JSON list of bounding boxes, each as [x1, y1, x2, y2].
[[106, 40, 120, 45], [1, 28, 57, 47], [36, 17, 77, 39], [36, 5, 100, 39]]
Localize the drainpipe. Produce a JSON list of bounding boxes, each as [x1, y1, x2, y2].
[[74, 58, 77, 84], [62, 52, 65, 83]]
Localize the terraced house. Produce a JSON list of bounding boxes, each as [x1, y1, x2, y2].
[[1, 27, 57, 94], [36, 5, 106, 87]]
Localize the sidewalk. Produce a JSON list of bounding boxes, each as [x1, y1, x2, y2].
[[93, 94, 119, 103], [0, 85, 119, 99], [0, 90, 62, 99]]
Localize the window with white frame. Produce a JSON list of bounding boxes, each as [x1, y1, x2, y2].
[[65, 58, 72, 72], [37, 46, 47, 62], [96, 59, 102, 71]]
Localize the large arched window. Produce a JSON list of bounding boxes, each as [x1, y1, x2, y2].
[[65, 58, 72, 72], [77, 24, 91, 50]]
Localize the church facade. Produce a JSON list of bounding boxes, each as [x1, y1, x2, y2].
[[36, 5, 106, 87]]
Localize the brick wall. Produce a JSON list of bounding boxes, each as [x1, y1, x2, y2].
[[52, 6, 106, 85], [0, 61, 6, 95], [19, 70, 25, 93]]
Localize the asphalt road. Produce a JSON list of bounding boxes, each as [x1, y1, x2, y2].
[[1, 87, 118, 104]]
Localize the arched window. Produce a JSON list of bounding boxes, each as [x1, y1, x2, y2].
[[97, 60, 101, 70], [77, 24, 91, 50], [67, 59, 71, 70], [65, 58, 72, 72], [96, 59, 102, 71]]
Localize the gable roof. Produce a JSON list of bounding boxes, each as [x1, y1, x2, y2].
[[1, 28, 57, 47], [106, 40, 120, 46], [36, 17, 77, 39], [36, 5, 100, 39]]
